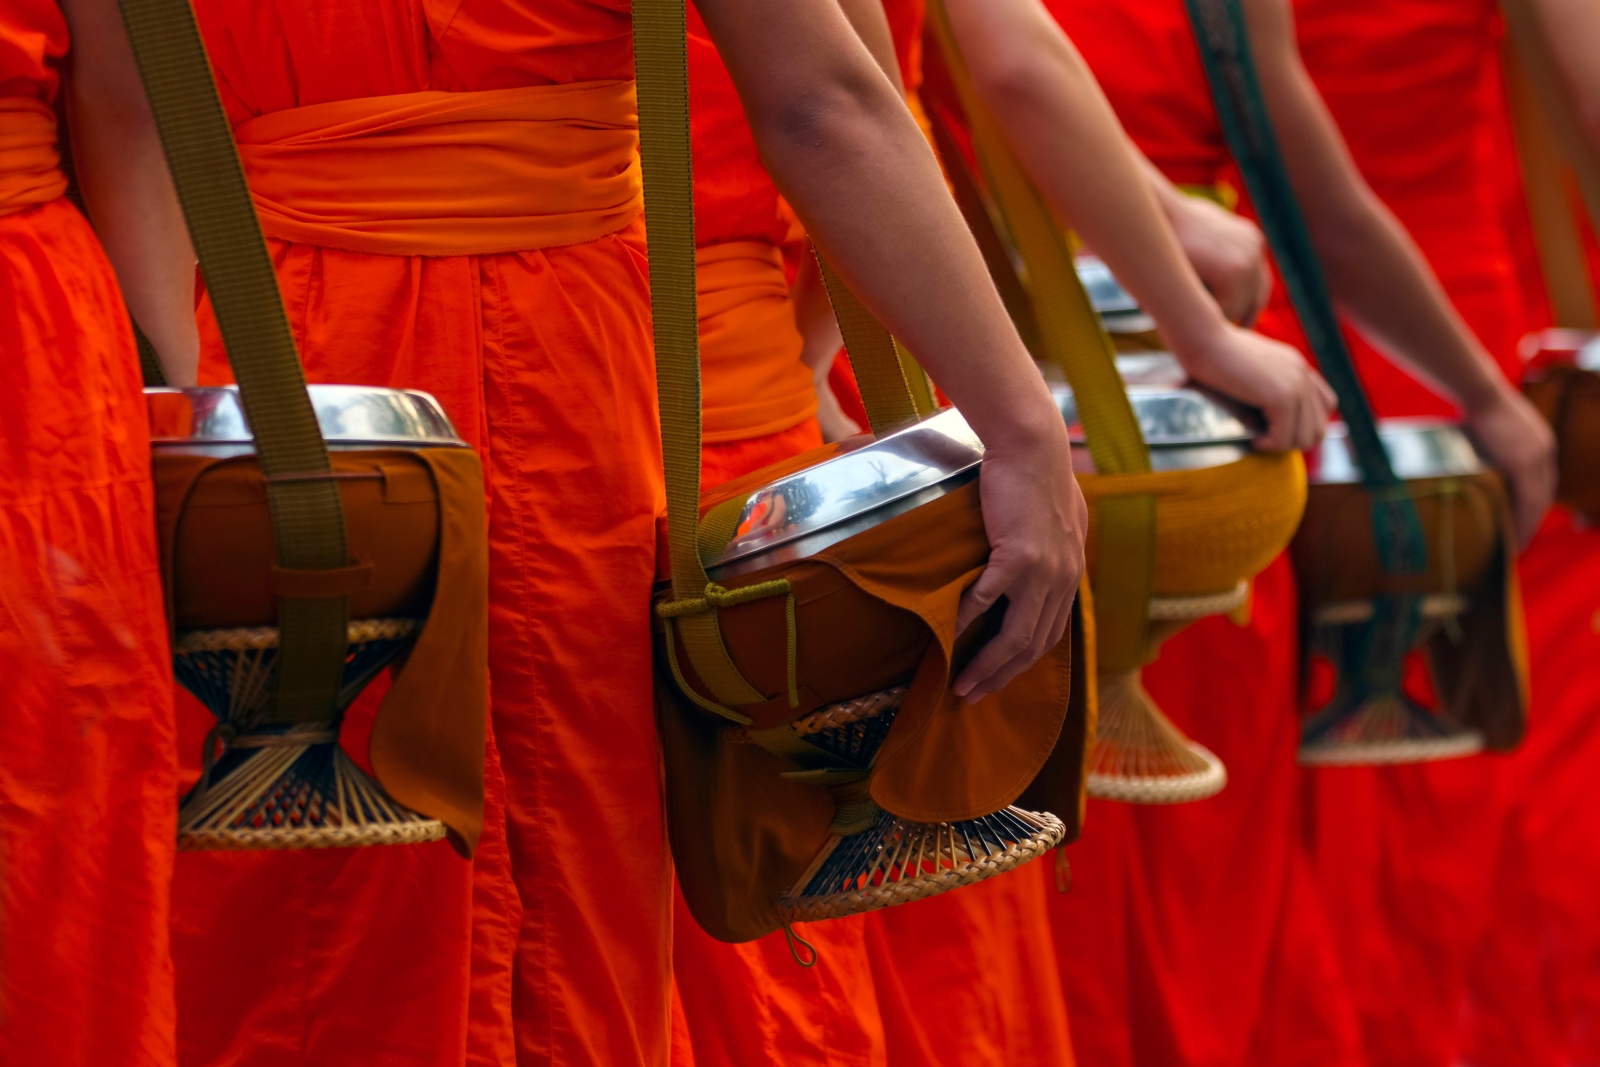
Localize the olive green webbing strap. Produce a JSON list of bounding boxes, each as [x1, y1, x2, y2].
[[926, 0, 1156, 669], [1499, 0, 1600, 328], [118, 0, 351, 722], [815, 256, 923, 434]]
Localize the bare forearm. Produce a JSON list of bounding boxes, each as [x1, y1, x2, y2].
[[945, 0, 1230, 357], [60, 0, 198, 385], [1242, 0, 1507, 411], [699, 0, 1061, 447], [1534, 0, 1600, 151]]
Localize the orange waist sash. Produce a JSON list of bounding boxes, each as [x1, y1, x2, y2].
[[697, 241, 817, 443], [0, 98, 66, 219], [234, 81, 642, 257]]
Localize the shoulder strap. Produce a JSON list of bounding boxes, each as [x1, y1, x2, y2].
[[1183, 0, 1428, 578], [923, 0, 1156, 671], [1500, 0, 1600, 328], [118, 0, 352, 721]]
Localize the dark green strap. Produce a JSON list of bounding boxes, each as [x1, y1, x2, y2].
[[119, 0, 351, 721], [1183, 0, 1426, 579]]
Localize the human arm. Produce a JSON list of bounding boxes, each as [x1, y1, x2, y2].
[[59, 0, 199, 386], [1241, 0, 1555, 541], [942, 0, 1332, 452], [791, 246, 861, 442], [1532, 0, 1600, 152], [1138, 155, 1273, 326], [696, 0, 1085, 700]]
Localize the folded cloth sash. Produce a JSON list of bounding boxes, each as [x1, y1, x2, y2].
[[696, 240, 817, 443], [234, 81, 642, 256], [0, 97, 66, 218]]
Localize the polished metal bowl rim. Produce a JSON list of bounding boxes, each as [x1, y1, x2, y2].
[[147, 384, 469, 449]]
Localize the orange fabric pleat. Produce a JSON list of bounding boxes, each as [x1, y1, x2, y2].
[[0, 194, 178, 1063], [865, 865, 1077, 1067], [171, 7, 670, 1066], [0, 97, 66, 217], [178, 217, 667, 1067], [696, 242, 817, 443], [234, 82, 642, 256]]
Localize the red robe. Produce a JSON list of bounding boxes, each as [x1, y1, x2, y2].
[[1287, 4, 1535, 1064], [174, 3, 669, 1065], [0, 4, 178, 1061], [1455, 30, 1600, 1067], [1040, 1, 1368, 1064]]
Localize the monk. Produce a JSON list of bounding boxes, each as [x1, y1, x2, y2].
[[843, 1, 1335, 1065], [1460, 2, 1600, 1063], [113, 0, 1086, 1064], [1035, 0, 1555, 1062], [0, 0, 191, 1060], [1279, 1, 1594, 1062]]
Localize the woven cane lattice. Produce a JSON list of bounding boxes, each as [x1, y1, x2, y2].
[[791, 688, 907, 766], [1086, 586, 1244, 805], [1297, 598, 1483, 767], [174, 618, 445, 850], [776, 806, 1066, 922]]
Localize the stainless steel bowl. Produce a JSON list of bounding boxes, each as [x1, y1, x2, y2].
[[1309, 419, 1483, 485], [1053, 354, 1262, 473], [705, 409, 984, 580], [147, 385, 469, 456], [1076, 255, 1155, 336]]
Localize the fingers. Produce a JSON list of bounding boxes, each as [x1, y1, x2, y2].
[[954, 580, 1071, 704]]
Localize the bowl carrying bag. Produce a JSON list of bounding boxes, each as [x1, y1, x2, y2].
[[120, 0, 489, 851], [923, 0, 1307, 804], [1186, 0, 1528, 762], [634, 0, 1084, 945]]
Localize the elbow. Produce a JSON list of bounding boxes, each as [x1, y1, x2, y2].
[[752, 68, 900, 163], [966, 52, 1067, 121]]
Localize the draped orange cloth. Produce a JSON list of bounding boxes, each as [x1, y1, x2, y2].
[[173, 3, 669, 1065], [1037, 3, 1366, 1065], [0, 8, 178, 1063]]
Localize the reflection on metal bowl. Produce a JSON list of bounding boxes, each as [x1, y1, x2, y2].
[[704, 408, 985, 580], [1076, 254, 1156, 336], [1308, 419, 1483, 485], [1053, 354, 1263, 473], [147, 384, 470, 456]]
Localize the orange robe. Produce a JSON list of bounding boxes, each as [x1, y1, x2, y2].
[[172, 3, 668, 1065], [1285, 4, 1533, 1064], [850, 6, 1079, 1066], [1037, 2, 1367, 1064], [670, 9, 881, 1066], [0, 6, 178, 1062]]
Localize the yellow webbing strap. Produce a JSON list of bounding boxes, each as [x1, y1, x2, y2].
[[118, 0, 352, 721], [816, 255, 923, 434], [926, 0, 1157, 670], [636, 0, 928, 711], [1499, 6, 1600, 328]]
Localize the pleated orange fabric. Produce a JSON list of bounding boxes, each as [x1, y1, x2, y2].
[[171, 3, 669, 1066], [1286, 5, 1531, 1065], [669, 13, 882, 1065], [0, 7, 178, 1062], [1037, 3, 1366, 1065], [847, 6, 1076, 1066]]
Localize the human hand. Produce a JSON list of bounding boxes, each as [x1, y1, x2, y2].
[[1462, 385, 1557, 547], [1173, 323, 1336, 452], [1165, 194, 1273, 327], [953, 417, 1088, 704]]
